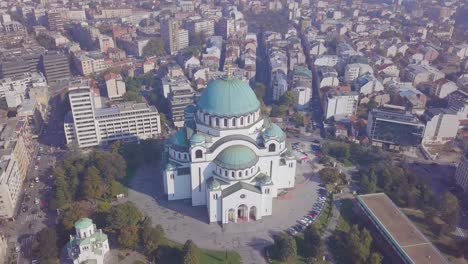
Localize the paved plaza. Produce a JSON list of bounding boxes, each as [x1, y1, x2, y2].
[[128, 158, 321, 264]]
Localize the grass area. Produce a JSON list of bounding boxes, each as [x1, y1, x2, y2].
[[156, 239, 241, 264], [314, 194, 334, 232], [402, 209, 466, 264], [335, 199, 353, 233]]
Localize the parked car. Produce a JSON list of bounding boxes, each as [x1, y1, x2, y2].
[[287, 227, 298, 236]]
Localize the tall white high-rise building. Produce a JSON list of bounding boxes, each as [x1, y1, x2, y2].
[[64, 80, 161, 148]]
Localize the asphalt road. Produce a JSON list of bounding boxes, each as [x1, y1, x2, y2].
[[5, 93, 66, 263]]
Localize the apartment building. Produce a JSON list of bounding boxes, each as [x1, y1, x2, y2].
[[422, 108, 459, 144], [167, 79, 195, 127], [161, 18, 185, 55], [46, 10, 64, 32], [0, 118, 33, 218], [104, 72, 126, 99], [186, 19, 215, 39], [65, 80, 161, 148], [455, 152, 468, 194], [41, 51, 71, 83], [323, 90, 359, 119]]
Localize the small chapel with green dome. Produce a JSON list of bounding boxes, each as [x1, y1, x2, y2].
[[163, 78, 296, 224]]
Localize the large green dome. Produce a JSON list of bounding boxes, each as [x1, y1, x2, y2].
[[197, 79, 260, 117], [214, 145, 258, 170]]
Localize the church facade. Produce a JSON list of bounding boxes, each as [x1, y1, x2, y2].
[[163, 79, 296, 224]]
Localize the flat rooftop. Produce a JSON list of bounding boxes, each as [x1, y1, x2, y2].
[[357, 193, 447, 264]]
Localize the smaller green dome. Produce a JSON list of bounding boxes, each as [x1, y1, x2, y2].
[[215, 145, 258, 170], [264, 123, 286, 141], [171, 127, 190, 148], [207, 178, 221, 190], [258, 174, 272, 185], [75, 218, 93, 230], [166, 162, 176, 171], [190, 133, 205, 145], [184, 104, 196, 114]]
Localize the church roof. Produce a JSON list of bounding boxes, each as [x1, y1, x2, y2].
[[74, 218, 93, 230], [197, 79, 260, 117], [214, 145, 258, 170], [190, 133, 205, 145], [222, 181, 261, 197], [263, 121, 286, 141], [170, 127, 193, 149]]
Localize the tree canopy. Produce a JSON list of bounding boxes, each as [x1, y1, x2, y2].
[[182, 239, 200, 264], [32, 228, 59, 264], [319, 167, 341, 184], [272, 233, 297, 262], [303, 225, 324, 259], [106, 201, 143, 231], [439, 192, 460, 226], [142, 38, 166, 57]]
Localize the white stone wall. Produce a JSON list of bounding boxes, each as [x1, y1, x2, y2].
[[221, 189, 263, 224]]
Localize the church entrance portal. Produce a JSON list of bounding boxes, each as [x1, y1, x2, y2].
[[237, 204, 248, 222]]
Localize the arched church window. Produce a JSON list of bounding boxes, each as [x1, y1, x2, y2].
[[195, 149, 203, 158], [268, 144, 276, 152]]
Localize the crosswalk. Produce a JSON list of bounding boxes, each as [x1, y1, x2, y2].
[[20, 214, 39, 224], [455, 227, 466, 239]]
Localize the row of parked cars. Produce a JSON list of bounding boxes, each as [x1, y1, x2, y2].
[[286, 187, 328, 236]]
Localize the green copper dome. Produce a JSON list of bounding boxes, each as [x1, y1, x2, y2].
[[75, 218, 93, 230], [215, 145, 258, 170], [190, 133, 205, 145], [207, 178, 221, 190], [264, 123, 286, 141], [197, 79, 260, 117]]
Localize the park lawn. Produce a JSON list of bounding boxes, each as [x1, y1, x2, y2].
[[157, 239, 242, 264], [335, 199, 353, 233]]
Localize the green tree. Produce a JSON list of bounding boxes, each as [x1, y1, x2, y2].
[[182, 239, 200, 264], [319, 168, 340, 184], [123, 90, 141, 102], [270, 105, 288, 118], [369, 252, 383, 264], [293, 112, 306, 127], [60, 202, 89, 230], [272, 233, 297, 262], [254, 83, 266, 99], [280, 91, 295, 107], [345, 225, 372, 264], [32, 228, 58, 263], [52, 170, 72, 209], [118, 225, 139, 249], [160, 113, 168, 131], [106, 202, 143, 230], [439, 192, 460, 226], [142, 38, 166, 57], [93, 152, 127, 181], [190, 32, 206, 47], [108, 180, 126, 198], [82, 166, 105, 200], [303, 225, 323, 258], [141, 220, 165, 256], [360, 173, 377, 194]]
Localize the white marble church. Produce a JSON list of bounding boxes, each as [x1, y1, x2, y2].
[[163, 78, 297, 224]]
